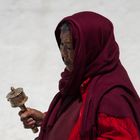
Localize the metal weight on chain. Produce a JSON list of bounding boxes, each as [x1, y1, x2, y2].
[[6, 87, 38, 133]]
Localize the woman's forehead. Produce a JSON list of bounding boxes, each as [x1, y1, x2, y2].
[[60, 31, 72, 43]]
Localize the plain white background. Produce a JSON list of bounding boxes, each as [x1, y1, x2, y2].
[[0, 0, 140, 139]]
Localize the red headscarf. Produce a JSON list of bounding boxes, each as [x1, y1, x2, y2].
[[38, 11, 140, 140]]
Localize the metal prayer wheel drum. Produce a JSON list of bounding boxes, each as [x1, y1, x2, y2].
[[6, 87, 38, 133], [6, 87, 28, 108]]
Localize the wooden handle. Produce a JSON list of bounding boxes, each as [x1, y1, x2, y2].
[[32, 126, 39, 133], [20, 104, 39, 133]]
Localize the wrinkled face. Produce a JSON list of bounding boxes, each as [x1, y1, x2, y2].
[[60, 30, 74, 72]]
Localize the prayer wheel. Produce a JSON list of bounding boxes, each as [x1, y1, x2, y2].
[[6, 87, 38, 133]]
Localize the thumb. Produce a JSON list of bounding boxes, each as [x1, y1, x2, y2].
[[20, 109, 33, 121]]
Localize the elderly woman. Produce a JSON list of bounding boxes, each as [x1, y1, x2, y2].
[[19, 11, 140, 140]]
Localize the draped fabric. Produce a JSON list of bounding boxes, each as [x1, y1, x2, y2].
[[38, 11, 140, 140]]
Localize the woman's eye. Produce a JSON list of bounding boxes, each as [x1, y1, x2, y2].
[[60, 43, 63, 47], [60, 43, 73, 51], [60, 43, 64, 49], [67, 47, 72, 50], [61, 43, 64, 46], [67, 44, 73, 50]]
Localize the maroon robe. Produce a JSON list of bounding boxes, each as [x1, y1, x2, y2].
[[38, 11, 140, 140]]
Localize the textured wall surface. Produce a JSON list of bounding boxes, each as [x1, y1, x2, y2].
[[0, 0, 140, 139]]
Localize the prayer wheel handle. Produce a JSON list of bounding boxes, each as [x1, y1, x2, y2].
[[6, 87, 38, 133]]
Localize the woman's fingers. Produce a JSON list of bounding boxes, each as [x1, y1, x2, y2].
[[22, 117, 36, 128], [18, 110, 25, 116], [19, 109, 33, 120], [26, 117, 34, 123], [18, 109, 36, 129], [18, 108, 45, 128]]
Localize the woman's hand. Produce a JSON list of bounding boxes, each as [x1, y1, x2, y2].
[[19, 108, 46, 129]]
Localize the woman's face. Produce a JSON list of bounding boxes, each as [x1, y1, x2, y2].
[[60, 30, 74, 72]]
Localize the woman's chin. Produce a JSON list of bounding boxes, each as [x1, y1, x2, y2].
[[66, 66, 73, 72]]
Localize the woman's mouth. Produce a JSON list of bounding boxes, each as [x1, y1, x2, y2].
[[64, 61, 73, 71], [64, 61, 71, 66]]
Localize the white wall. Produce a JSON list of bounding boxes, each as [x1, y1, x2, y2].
[[0, 0, 140, 139]]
